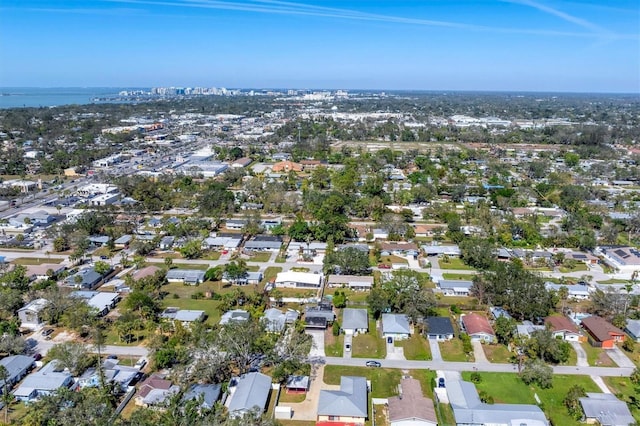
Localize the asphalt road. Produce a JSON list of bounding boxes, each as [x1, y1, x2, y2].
[[322, 356, 634, 377]]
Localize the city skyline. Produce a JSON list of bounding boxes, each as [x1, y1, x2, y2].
[[1, 0, 639, 93]]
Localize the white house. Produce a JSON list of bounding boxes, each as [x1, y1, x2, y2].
[[382, 314, 411, 341], [341, 308, 368, 336], [274, 271, 322, 289], [18, 298, 49, 330]]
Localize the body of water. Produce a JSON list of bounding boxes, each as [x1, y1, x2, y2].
[[0, 87, 144, 109]]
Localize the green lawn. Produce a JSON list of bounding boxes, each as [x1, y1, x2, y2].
[[248, 252, 272, 262], [262, 266, 282, 284], [171, 262, 209, 270], [440, 338, 474, 362], [437, 257, 475, 271], [12, 257, 63, 265], [352, 320, 386, 359], [559, 263, 588, 273], [461, 372, 601, 426], [409, 369, 436, 398], [324, 287, 370, 304], [379, 254, 408, 265], [203, 251, 221, 260], [442, 272, 476, 280], [278, 389, 306, 403], [325, 331, 344, 357], [324, 366, 401, 398], [603, 377, 640, 423], [597, 279, 632, 284], [160, 281, 226, 324], [482, 344, 513, 363], [581, 342, 616, 367], [396, 334, 432, 360]]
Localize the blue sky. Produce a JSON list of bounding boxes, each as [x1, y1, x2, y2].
[[1, 0, 638, 92]]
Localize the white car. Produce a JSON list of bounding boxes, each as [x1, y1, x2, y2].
[[134, 358, 147, 369]]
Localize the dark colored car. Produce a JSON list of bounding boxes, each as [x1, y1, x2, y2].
[[438, 377, 446, 388], [107, 355, 118, 360], [365, 360, 381, 368], [32, 353, 42, 361]]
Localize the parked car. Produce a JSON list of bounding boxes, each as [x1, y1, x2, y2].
[[32, 353, 42, 361], [345, 343, 351, 352], [41, 328, 54, 337], [378, 264, 391, 269], [134, 358, 147, 369], [438, 377, 446, 388], [107, 355, 118, 360], [365, 360, 381, 367]]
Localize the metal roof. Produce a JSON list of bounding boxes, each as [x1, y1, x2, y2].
[[228, 372, 272, 416]]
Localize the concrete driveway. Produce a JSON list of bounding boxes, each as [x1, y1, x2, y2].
[[570, 341, 588, 367], [343, 334, 353, 359], [472, 341, 489, 364], [606, 345, 635, 368], [429, 338, 443, 361], [306, 330, 325, 358]]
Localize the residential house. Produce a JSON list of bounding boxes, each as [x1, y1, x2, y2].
[[424, 317, 454, 341], [232, 157, 253, 168], [261, 308, 298, 333], [65, 268, 103, 290], [114, 234, 132, 249], [131, 265, 162, 281], [272, 161, 302, 173], [544, 316, 584, 341], [220, 309, 250, 325], [447, 378, 548, 426], [135, 374, 179, 408], [87, 292, 120, 316], [227, 372, 272, 418], [516, 321, 546, 338], [382, 313, 411, 341], [285, 375, 309, 394], [244, 235, 282, 252], [422, 244, 461, 257], [24, 263, 66, 282], [159, 236, 174, 250], [18, 298, 49, 330], [490, 307, 512, 320], [0, 355, 35, 390], [460, 313, 495, 343], [77, 359, 139, 392], [579, 393, 635, 426], [326, 275, 373, 291], [388, 377, 437, 426], [223, 271, 263, 286], [203, 235, 243, 251], [436, 280, 473, 297], [165, 269, 205, 285], [624, 319, 640, 342], [182, 384, 221, 410], [582, 316, 626, 348], [317, 376, 368, 425], [545, 282, 591, 300], [380, 242, 419, 256], [13, 360, 76, 403], [341, 308, 368, 335], [304, 303, 335, 329], [274, 271, 322, 288], [160, 309, 206, 328]]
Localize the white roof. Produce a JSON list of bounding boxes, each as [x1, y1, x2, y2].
[[275, 271, 322, 286]]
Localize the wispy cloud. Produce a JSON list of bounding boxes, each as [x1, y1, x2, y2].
[[12, 0, 637, 40], [504, 0, 615, 39]]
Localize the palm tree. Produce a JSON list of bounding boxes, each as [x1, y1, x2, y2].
[[0, 365, 12, 424]]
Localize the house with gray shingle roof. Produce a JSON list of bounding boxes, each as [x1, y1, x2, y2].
[[580, 393, 634, 426], [382, 313, 411, 340], [317, 376, 368, 424], [625, 319, 640, 342], [0, 355, 35, 390], [227, 372, 272, 418], [341, 308, 368, 335]]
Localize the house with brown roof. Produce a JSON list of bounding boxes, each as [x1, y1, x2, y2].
[[272, 161, 302, 173], [300, 160, 322, 170], [388, 377, 437, 426], [232, 157, 253, 168], [581, 316, 625, 348], [131, 265, 162, 281], [380, 242, 419, 255], [460, 313, 495, 343], [544, 316, 584, 342], [135, 374, 174, 406]]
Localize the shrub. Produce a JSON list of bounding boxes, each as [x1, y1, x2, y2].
[[470, 372, 482, 383], [478, 390, 494, 404], [450, 304, 461, 314], [332, 321, 341, 337], [172, 293, 180, 299]]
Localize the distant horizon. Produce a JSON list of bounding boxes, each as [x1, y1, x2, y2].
[[1, 86, 638, 96], [1, 1, 638, 93]]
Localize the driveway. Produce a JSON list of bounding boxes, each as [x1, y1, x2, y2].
[[385, 339, 405, 360], [428, 338, 443, 361], [306, 330, 325, 358], [570, 341, 588, 367], [343, 334, 353, 359], [472, 341, 489, 364], [606, 345, 635, 368], [277, 364, 326, 421]]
